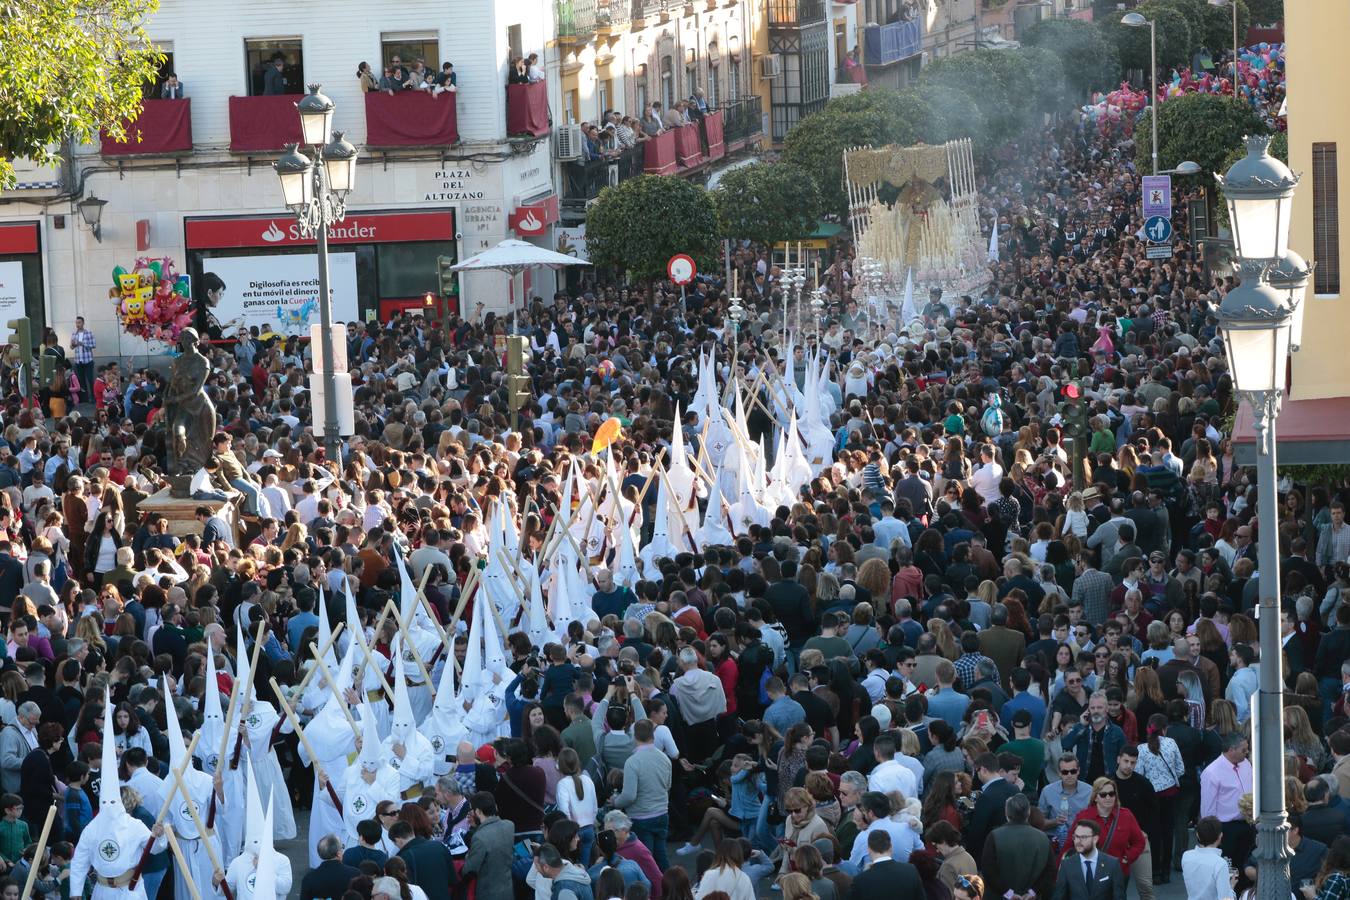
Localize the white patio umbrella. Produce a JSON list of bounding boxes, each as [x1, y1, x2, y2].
[[451, 239, 591, 324]]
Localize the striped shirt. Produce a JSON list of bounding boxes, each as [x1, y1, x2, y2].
[[71, 328, 96, 364]]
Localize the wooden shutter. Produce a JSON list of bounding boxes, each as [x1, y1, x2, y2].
[[1313, 142, 1341, 295]]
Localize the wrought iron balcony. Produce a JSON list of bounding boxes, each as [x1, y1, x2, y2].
[[719, 95, 764, 149], [864, 18, 921, 65], [768, 0, 827, 27], [556, 0, 597, 42]]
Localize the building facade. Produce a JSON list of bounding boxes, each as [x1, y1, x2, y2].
[[1287, 0, 1347, 403], [0, 0, 561, 357]]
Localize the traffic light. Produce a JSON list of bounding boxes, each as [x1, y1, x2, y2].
[[508, 374, 532, 411], [5, 317, 31, 364], [38, 354, 55, 385], [506, 335, 529, 375], [1058, 381, 1089, 490], [437, 256, 456, 298]]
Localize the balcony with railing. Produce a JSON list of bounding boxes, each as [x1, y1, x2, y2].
[[597, 0, 635, 30], [719, 95, 763, 150], [101, 99, 194, 156], [556, 0, 597, 43], [560, 104, 756, 208], [768, 0, 827, 27], [864, 17, 922, 66]]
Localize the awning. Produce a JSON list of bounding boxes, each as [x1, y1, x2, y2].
[[1232, 396, 1350, 465]]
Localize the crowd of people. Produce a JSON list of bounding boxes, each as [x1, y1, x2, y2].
[[0, 39, 1349, 900]]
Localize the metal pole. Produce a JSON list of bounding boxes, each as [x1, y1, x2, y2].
[[315, 159, 340, 463], [1250, 389, 1291, 900], [1150, 18, 1159, 176]]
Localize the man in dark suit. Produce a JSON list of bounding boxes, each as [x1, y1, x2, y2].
[[966, 752, 1020, 857], [1052, 819, 1127, 900], [0, 542, 22, 610], [979, 604, 1027, 689], [299, 834, 359, 900], [850, 829, 923, 900], [765, 559, 814, 646], [391, 819, 459, 900], [18, 663, 66, 727]]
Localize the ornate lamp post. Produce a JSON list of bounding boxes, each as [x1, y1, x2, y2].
[[810, 286, 827, 345], [1215, 134, 1303, 900], [727, 295, 745, 377], [274, 84, 359, 462]]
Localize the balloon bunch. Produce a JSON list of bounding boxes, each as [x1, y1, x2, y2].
[[108, 256, 194, 344], [1081, 83, 1149, 137], [1158, 44, 1285, 113]]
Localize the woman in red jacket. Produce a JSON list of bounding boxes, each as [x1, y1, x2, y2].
[[1062, 777, 1147, 873], [706, 633, 739, 719]]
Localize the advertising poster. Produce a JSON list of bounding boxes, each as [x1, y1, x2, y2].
[[200, 253, 358, 335], [0, 261, 25, 343]]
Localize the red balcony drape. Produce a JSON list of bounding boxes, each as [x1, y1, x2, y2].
[[100, 99, 194, 155], [365, 91, 460, 147], [506, 81, 550, 137], [703, 111, 725, 161], [674, 123, 703, 169], [643, 130, 678, 175], [228, 95, 305, 152]]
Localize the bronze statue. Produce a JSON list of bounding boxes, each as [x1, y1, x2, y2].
[[164, 327, 217, 497]]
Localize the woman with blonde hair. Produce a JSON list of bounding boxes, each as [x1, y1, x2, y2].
[[927, 618, 958, 660], [280, 522, 309, 554], [778, 874, 817, 900], [1284, 705, 1329, 772], [75, 611, 107, 655]]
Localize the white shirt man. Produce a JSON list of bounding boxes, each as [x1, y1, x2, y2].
[[968, 447, 1004, 506], [1181, 819, 1235, 900], [867, 735, 919, 800]]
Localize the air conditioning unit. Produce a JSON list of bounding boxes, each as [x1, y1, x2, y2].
[[607, 164, 620, 187], [760, 53, 782, 78], [554, 124, 585, 161]]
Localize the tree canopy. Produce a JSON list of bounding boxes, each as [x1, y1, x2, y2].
[[1021, 18, 1121, 98], [0, 0, 163, 188], [1136, 91, 1268, 181], [713, 162, 823, 247], [1098, 4, 1193, 72], [584, 175, 720, 285]]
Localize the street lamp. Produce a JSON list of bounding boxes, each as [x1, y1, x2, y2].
[[274, 83, 360, 463], [1216, 134, 1303, 900], [1217, 135, 1297, 263], [77, 195, 108, 242], [1267, 249, 1313, 352], [1122, 12, 1158, 175], [1161, 160, 1202, 175], [1208, 0, 1240, 98]]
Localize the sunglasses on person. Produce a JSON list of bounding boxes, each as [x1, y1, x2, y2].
[[1060, 767, 1079, 775], [1098, 790, 1116, 798]]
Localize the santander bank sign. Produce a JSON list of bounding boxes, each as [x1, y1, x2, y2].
[[260, 219, 378, 244], [184, 211, 456, 251]]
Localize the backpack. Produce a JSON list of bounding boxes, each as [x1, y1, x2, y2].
[[585, 732, 613, 803]]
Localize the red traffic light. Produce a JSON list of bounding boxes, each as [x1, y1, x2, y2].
[[1062, 382, 1081, 401]]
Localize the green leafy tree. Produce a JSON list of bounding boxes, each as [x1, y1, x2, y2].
[[1012, 46, 1067, 114], [0, 0, 163, 188], [979, 49, 1041, 132], [1099, 5, 1192, 73], [782, 105, 895, 217], [920, 53, 1011, 142], [1136, 92, 1267, 181], [1245, 0, 1282, 26], [1163, 0, 1250, 54], [713, 162, 823, 247], [907, 82, 987, 146], [585, 175, 720, 286], [1022, 19, 1121, 98], [832, 89, 949, 147]]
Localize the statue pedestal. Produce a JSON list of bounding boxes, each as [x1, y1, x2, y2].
[[139, 488, 238, 544]]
